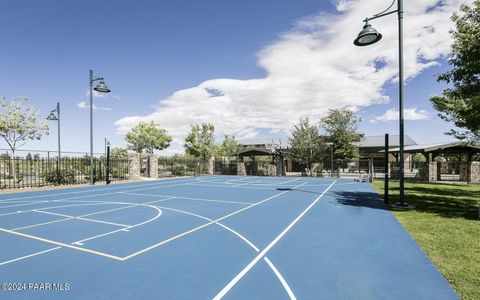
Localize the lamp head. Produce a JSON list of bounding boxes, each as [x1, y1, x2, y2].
[[47, 111, 58, 121], [94, 80, 111, 93], [354, 22, 382, 46]]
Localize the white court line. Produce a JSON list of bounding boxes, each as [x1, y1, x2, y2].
[[12, 216, 74, 231], [33, 210, 131, 228], [0, 247, 61, 266], [121, 181, 308, 261], [0, 200, 165, 262], [0, 227, 123, 261], [155, 206, 296, 299], [120, 192, 253, 205], [191, 182, 275, 191], [8, 202, 138, 230], [213, 180, 337, 300], [278, 177, 302, 185], [0, 177, 198, 202], [264, 257, 296, 300], [73, 204, 163, 244], [0, 179, 198, 217], [0, 201, 51, 210]]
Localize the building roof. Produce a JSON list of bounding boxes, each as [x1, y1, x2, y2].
[[238, 137, 290, 149], [239, 135, 418, 150], [388, 141, 480, 154], [354, 135, 417, 148], [236, 147, 275, 157]]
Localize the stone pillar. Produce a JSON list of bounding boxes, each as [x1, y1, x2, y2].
[[426, 162, 437, 182], [368, 159, 374, 182], [128, 152, 140, 179], [268, 164, 277, 176], [276, 158, 283, 176], [237, 162, 246, 176], [149, 155, 158, 179], [468, 161, 480, 183], [459, 162, 468, 182], [207, 157, 214, 175]]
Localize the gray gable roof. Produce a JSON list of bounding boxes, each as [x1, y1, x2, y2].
[[353, 135, 417, 148], [239, 135, 417, 149]]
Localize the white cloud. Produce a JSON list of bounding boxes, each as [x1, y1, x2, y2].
[[115, 0, 464, 153], [370, 107, 431, 123], [77, 101, 112, 111]]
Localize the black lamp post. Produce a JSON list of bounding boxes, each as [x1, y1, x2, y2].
[[353, 0, 407, 206], [89, 69, 111, 185], [47, 102, 61, 172]]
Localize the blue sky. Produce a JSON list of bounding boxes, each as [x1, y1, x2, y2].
[[0, 0, 464, 155]]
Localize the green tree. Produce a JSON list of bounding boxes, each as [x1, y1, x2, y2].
[[430, 1, 480, 143], [125, 121, 172, 154], [184, 123, 215, 160], [215, 135, 239, 157], [319, 109, 363, 160], [110, 147, 128, 160], [0, 97, 49, 181], [289, 117, 327, 171]]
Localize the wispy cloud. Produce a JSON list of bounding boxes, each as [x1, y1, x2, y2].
[[370, 107, 431, 123], [77, 101, 112, 111], [115, 0, 463, 151]]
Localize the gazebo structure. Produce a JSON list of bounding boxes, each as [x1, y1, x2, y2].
[[388, 142, 480, 183], [234, 147, 285, 176]]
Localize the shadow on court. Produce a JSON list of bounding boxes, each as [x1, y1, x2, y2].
[[333, 191, 390, 211]]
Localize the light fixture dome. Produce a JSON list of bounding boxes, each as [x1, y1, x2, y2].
[[94, 80, 111, 93], [354, 22, 382, 46]]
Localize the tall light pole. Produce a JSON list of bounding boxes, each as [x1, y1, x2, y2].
[[47, 102, 61, 174], [353, 0, 407, 206], [89, 69, 111, 185]]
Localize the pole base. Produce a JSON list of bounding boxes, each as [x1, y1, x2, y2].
[[391, 202, 415, 209]]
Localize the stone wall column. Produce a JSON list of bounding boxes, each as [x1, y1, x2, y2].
[[276, 158, 283, 176], [128, 152, 140, 179], [149, 155, 158, 178], [468, 161, 480, 183], [459, 162, 469, 182], [268, 164, 277, 176], [427, 162, 437, 182], [237, 162, 246, 176], [207, 157, 214, 175]]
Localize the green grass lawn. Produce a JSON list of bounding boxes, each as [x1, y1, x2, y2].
[[371, 180, 480, 300]]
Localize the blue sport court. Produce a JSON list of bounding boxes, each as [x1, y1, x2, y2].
[[0, 176, 459, 299]]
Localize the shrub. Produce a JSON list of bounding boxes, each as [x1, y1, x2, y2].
[[44, 170, 76, 184], [172, 164, 186, 176]]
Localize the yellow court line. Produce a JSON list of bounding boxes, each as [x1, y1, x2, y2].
[[0, 227, 123, 261]]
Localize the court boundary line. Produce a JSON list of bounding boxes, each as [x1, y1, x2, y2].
[[0, 179, 319, 267], [213, 180, 337, 299], [0, 246, 61, 266], [121, 181, 309, 260], [0, 177, 198, 202], [119, 192, 253, 205], [0, 227, 124, 261], [157, 205, 296, 299]]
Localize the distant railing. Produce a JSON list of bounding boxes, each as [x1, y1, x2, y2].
[[158, 158, 209, 178], [0, 148, 105, 158], [0, 156, 129, 189]]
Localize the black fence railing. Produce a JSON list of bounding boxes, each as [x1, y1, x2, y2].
[[0, 156, 129, 189], [158, 158, 210, 178]]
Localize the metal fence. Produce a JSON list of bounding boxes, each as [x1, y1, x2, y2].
[[0, 156, 129, 189], [158, 158, 210, 178], [214, 160, 238, 175]]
